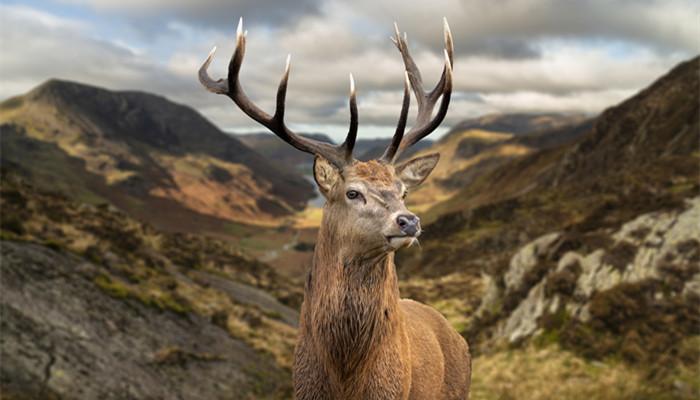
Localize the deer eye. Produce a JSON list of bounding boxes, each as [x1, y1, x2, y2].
[[346, 190, 360, 200], [402, 190, 408, 199]]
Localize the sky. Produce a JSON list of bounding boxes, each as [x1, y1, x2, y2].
[[0, 0, 698, 141]]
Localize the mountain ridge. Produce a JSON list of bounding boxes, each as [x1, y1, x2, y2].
[[0, 79, 315, 230], [392, 56, 699, 396]]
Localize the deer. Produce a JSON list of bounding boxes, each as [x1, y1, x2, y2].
[[199, 17, 471, 400]]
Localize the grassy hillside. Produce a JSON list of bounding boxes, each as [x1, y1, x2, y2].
[[0, 79, 314, 229], [0, 170, 303, 398], [395, 56, 700, 398], [446, 113, 587, 138], [406, 115, 592, 215]]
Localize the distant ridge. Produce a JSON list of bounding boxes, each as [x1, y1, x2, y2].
[[0, 79, 315, 231], [238, 132, 433, 170], [445, 112, 587, 139]]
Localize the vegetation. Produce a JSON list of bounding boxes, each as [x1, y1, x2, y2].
[[471, 344, 697, 400], [398, 56, 700, 398], [0, 170, 300, 387], [0, 79, 314, 231]]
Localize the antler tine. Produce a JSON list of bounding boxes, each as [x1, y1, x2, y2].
[[393, 22, 425, 108], [339, 74, 358, 162], [428, 17, 454, 103], [386, 19, 454, 161], [198, 17, 356, 168], [380, 71, 411, 163]]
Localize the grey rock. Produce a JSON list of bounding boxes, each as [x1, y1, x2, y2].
[[485, 197, 700, 343], [504, 232, 560, 292], [0, 241, 288, 400]]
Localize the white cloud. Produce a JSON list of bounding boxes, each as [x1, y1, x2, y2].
[[1, 1, 697, 138], [343, 0, 700, 56], [0, 4, 87, 30]]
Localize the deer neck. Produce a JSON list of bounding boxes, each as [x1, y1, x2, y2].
[[303, 218, 403, 381]]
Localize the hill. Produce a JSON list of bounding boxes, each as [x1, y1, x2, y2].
[[396, 56, 700, 398], [445, 113, 587, 139], [238, 132, 334, 171], [0, 170, 301, 398], [406, 114, 593, 213], [239, 133, 433, 170], [0, 79, 314, 230], [355, 138, 434, 162]]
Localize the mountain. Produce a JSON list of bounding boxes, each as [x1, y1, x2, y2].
[[0, 171, 301, 399], [405, 114, 593, 213], [239, 133, 433, 170], [355, 138, 434, 161], [0, 79, 314, 230], [395, 56, 699, 397], [445, 112, 587, 139], [238, 132, 334, 171]]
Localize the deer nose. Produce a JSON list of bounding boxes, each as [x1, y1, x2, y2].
[[396, 214, 420, 237]]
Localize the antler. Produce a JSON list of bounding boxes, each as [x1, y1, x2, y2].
[[199, 18, 358, 168], [381, 18, 454, 163]]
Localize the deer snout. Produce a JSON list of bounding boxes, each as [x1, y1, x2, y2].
[[396, 214, 421, 237]]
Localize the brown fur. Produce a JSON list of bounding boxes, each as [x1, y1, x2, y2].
[[349, 160, 395, 185], [293, 160, 471, 399]]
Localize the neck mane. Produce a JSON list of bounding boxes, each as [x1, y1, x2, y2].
[[303, 217, 402, 382]]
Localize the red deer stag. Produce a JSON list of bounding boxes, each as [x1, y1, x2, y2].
[[199, 18, 471, 400]]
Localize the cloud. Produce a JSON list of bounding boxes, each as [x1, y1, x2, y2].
[[343, 0, 700, 57], [1, 1, 698, 139], [56, 0, 323, 29], [0, 4, 211, 113], [54, 0, 700, 58]]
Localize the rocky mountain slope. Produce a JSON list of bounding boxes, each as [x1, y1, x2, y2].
[[0, 171, 302, 399], [0, 80, 314, 230], [396, 56, 699, 398]]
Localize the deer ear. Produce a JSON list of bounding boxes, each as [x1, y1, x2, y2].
[[396, 153, 439, 188], [313, 156, 341, 197]]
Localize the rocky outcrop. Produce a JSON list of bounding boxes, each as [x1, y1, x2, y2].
[[503, 232, 561, 294], [0, 241, 290, 399], [478, 197, 700, 344]]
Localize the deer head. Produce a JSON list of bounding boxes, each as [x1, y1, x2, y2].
[[200, 18, 453, 258]]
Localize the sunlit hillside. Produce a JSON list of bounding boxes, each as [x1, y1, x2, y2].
[[0, 80, 314, 230], [407, 114, 590, 216]]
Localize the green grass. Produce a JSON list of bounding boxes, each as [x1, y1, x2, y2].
[[94, 275, 130, 298], [94, 274, 191, 314]]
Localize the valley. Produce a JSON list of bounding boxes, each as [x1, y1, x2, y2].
[[1, 56, 698, 399]]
